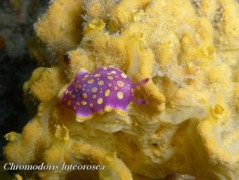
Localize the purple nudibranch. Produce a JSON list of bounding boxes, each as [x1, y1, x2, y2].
[[59, 66, 149, 122]]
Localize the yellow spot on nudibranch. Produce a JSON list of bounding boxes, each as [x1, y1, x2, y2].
[[92, 87, 98, 93], [98, 80, 104, 85], [117, 81, 124, 87], [121, 73, 127, 78], [108, 83, 112, 87], [82, 74, 89, 80], [107, 76, 113, 80], [82, 93, 87, 99], [111, 71, 117, 74], [92, 94, 97, 99], [90, 103, 93, 107], [105, 89, 110, 97], [117, 91, 124, 99], [97, 98, 103, 105], [87, 79, 94, 84], [94, 74, 101, 77], [81, 101, 87, 105]]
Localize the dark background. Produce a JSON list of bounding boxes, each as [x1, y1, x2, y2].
[[0, 0, 49, 161]]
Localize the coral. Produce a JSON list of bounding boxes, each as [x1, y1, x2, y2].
[[3, 0, 239, 179]]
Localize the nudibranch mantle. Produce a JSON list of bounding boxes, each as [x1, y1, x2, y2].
[[59, 66, 149, 122]]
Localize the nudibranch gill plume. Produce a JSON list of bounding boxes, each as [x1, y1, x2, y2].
[[59, 67, 149, 122]]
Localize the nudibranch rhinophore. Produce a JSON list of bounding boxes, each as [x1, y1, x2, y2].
[[59, 66, 149, 122]]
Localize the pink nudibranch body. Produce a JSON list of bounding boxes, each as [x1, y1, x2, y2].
[[59, 66, 149, 122]]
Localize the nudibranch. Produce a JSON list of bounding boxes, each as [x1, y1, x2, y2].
[[59, 66, 149, 122]]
